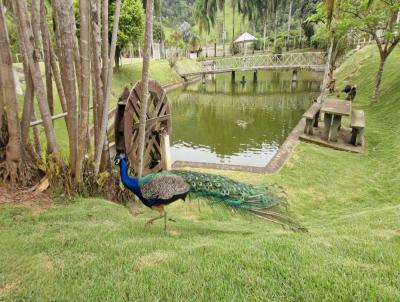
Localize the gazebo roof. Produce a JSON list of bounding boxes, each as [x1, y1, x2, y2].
[[234, 32, 257, 43]]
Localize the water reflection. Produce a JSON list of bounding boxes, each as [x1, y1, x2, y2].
[[168, 70, 322, 167]]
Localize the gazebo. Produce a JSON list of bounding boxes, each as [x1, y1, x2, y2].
[[234, 32, 257, 57]]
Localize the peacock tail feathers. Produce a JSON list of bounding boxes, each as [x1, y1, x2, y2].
[[169, 170, 282, 207], [169, 170, 306, 232]]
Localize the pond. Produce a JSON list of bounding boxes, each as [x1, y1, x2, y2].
[[168, 70, 322, 167]]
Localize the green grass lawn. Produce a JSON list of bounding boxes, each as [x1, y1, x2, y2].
[[2, 46, 400, 300]]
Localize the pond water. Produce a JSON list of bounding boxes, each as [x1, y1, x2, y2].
[[168, 70, 322, 167]]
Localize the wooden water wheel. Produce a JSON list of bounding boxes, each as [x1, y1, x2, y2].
[[114, 80, 171, 176]]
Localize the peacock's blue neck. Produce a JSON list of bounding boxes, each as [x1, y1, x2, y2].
[[119, 160, 140, 195]]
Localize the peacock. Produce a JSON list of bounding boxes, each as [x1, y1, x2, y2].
[[113, 154, 306, 232]]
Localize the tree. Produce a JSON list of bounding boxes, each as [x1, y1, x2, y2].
[[194, 0, 211, 56], [14, 0, 59, 155], [94, 0, 122, 176], [109, 0, 144, 70], [153, 21, 165, 42], [137, 0, 153, 177], [76, 0, 91, 183], [0, 2, 38, 186], [341, 0, 400, 102]]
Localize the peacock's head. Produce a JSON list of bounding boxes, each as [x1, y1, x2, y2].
[[113, 154, 125, 166]]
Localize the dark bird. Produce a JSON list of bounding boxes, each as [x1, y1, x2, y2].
[[342, 84, 352, 93], [114, 154, 306, 232], [346, 85, 357, 101]]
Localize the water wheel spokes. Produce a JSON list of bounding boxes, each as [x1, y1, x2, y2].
[[123, 80, 171, 176]]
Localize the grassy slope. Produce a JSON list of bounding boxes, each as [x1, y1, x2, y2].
[[2, 46, 400, 300]]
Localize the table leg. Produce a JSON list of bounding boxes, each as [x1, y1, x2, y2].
[[323, 113, 332, 140], [330, 115, 342, 142]]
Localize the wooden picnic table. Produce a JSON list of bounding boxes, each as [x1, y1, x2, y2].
[[320, 98, 351, 142]]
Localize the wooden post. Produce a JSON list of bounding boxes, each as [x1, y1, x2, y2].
[[231, 71, 235, 83], [161, 132, 172, 170], [253, 70, 258, 83], [292, 69, 298, 82], [202, 73, 206, 85]]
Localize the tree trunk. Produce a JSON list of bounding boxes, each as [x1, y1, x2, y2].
[[51, 0, 78, 167], [101, 0, 109, 100], [75, 0, 91, 183], [115, 46, 121, 71], [14, 6, 34, 147], [286, 0, 293, 51], [91, 0, 104, 149], [15, 0, 59, 155], [232, 3, 235, 41], [31, 108, 42, 156], [94, 0, 121, 176], [137, 0, 154, 177], [263, 19, 267, 51], [0, 3, 38, 186], [274, 9, 278, 47], [70, 4, 81, 92], [372, 56, 386, 103], [0, 4, 22, 164], [222, 3, 226, 56], [321, 33, 335, 102], [299, 19, 302, 49], [20, 71, 34, 146], [39, 0, 54, 117]]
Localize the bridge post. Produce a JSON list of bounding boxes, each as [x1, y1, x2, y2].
[[253, 70, 258, 83], [231, 71, 235, 83], [292, 69, 298, 82]]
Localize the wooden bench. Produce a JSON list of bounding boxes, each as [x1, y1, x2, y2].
[[350, 110, 365, 146], [303, 103, 321, 135]]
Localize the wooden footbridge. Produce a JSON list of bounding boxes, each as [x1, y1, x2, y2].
[[177, 52, 326, 80]]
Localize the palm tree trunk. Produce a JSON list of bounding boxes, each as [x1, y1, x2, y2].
[[286, 0, 293, 50], [39, 0, 54, 117], [223, 3, 226, 56], [263, 18, 267, 51], [14, 6, 34, 147], [91, 0, 104, 149], [94, 0, 121, 176], [75, 0, 91, 183], [0, 3, 22, 164], [51, 0, 78, 164], [274, 9, 278, 47], [232, 3, 235, 41], [101, 0, 109, 101], [137, 0, 154, 177], [20, 71, 34, 146], [0, 2, 38, 185], [15, 0, 59, 155]]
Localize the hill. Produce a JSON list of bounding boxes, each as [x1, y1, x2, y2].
[[1, 46, 399, 300]]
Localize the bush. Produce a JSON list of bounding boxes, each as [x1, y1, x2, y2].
[[252, 34, 263, 51], [230, 43, 240, 55], [273, 38, 284, 54]]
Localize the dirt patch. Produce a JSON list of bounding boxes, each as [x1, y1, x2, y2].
[[137, 251, 171, 268], [0, 282, 18, 298], [0, 185, 52, 213]]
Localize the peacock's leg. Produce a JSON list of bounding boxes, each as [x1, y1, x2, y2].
[[145, 205, 166, 228], [164, 211, 167, 231]]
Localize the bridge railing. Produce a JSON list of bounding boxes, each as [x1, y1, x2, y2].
[[207, 52, 326, 71]]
